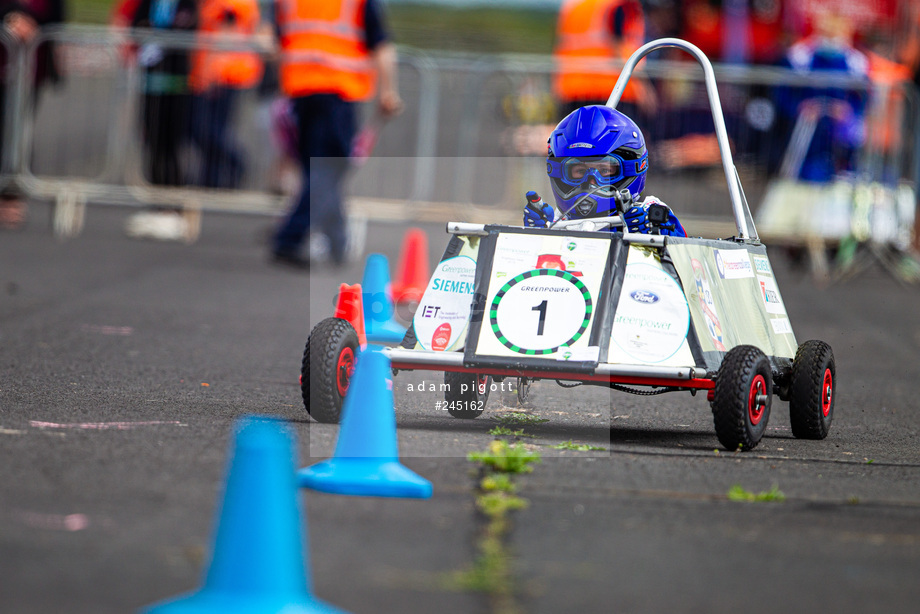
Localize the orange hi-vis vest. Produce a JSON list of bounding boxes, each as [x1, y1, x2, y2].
[[554, 0, 646, 103], [189, 0, 263, 93], [278, 0, 375, 101]]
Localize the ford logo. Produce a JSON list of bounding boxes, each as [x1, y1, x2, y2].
[[630, 290, 659, 304]]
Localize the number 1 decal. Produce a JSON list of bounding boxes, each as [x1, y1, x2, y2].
[[531, 300, 547, 336]]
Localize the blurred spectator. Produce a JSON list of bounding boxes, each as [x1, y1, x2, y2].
[[188, 0, 263, 189], [0, 0, 64, 230], [552, 0, 656, 123], [679, 0, 789, 65], [110, 0, 142, 65], [774, 12, 869, 183], [897, 1, 920, 254], [861, 30, 911, 180], [132, 0, 197, 187], [270, 0, 402, 268], [111, 0, 142, 29]]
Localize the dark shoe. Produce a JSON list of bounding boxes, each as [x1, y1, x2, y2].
[[271, 250, 310, 270]]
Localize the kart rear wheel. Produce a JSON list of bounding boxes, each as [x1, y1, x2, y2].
[[302, 317, 359, 424], [711, 345, 773, 451], [789, 340, 835, 439], [444, 371, 491, 419]]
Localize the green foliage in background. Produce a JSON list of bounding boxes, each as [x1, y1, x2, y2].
[[389, 4, 555, 55], [70, 0, 115, 25], [69, 0, 557, 56]]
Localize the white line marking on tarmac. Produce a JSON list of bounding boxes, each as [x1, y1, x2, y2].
[[14, 511, 90, 531], [80, 324, 134, 336], [29, 420, 187, 430]]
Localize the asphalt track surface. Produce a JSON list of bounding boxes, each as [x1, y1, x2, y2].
[[2, 204, 920, 613]]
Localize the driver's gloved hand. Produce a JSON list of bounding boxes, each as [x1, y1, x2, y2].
[[624, 197, 687, 237], [523, 191, 555, 228], [623, 204, 651, 233]]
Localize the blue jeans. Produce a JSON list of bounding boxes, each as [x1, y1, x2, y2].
[[191, 87, 244, 189], [272, 94, 354, 263]]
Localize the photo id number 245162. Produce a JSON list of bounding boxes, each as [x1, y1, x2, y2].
[[437, 400, 484, 411]]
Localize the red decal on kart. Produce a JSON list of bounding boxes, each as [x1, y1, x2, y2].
[[691, 258, 726, 351], [535, 254, 566, 270], [432, 322, 452, 351]]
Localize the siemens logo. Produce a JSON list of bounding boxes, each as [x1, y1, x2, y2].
[[431, 279, 474, 293]]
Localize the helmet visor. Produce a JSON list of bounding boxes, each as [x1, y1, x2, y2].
[[561, 155, 623, 186]]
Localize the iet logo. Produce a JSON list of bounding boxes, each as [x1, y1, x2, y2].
[[421, 305, 442, 318]]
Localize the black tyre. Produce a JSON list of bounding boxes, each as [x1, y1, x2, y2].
[[444, 371, 491, 419], [789, 340, 835, 439], [711, 345, 773, 451], [301, 317, 359, 424]]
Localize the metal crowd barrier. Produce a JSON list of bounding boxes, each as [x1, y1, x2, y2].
[[4, 25, 441, 237], [4, 25, 918, 259]]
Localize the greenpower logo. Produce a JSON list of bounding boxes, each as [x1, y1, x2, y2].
[[567, 241, 576, 251], [489, 269, 592, 356]]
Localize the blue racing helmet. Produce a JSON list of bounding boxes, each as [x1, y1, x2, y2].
[[546, 105, 649, 219]]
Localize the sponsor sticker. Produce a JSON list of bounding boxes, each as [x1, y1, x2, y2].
[[691, 258, 726, 351], [610, 263, 690, 363], [770, 317, 793, 335], [758, 275, 787, 315], [414, 255, 477, 351], [431, 322, 452, 351], [714, 249, 754, 280], [752, 255, 772, 276]]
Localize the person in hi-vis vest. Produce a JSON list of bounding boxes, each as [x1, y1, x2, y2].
[[188, 0, 263, 189], [271, 0, 402, 268], [553, 0, 656, 122]]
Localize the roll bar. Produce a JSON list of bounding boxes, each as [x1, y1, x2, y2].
[[607, 38, 758, 241]]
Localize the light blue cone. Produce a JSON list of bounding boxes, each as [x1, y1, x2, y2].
[[299, 347, 432, 499], [361, 254, 407, 344], [142, 417, 347, 614]]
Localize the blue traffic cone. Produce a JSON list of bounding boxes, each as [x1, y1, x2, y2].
[[142, 417, 347, 614], [361, 254, 407, 344], [299, 346, 432, 498]]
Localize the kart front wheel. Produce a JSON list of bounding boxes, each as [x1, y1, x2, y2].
[[301, 317, 359, 424], [789, 340, 835, 439], [444, 372, 491, 419], [711, 345, 773, 451]]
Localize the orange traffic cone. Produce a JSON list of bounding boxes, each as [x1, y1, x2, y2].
[[392, 228, 430, 306], [333, 283, 367, 348]]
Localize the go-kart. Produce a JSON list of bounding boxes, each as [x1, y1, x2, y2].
[[301, 38, 836, 451]]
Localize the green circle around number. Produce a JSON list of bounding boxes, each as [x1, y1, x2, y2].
[[489, 268, 592, 355]]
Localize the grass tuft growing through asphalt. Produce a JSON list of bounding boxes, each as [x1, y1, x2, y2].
[[551, 440, 605, 452], [440, 439, 542, 613], [726, 484, 786, 502], [488, 426, 536, 439], [468, 440, 541, 474], [490, 413, 550, 427]]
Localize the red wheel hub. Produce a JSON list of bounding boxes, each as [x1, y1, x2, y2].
[[821, 368, 833, 417], [748, 374, 767, 425], [336, 347, 355, 397]]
